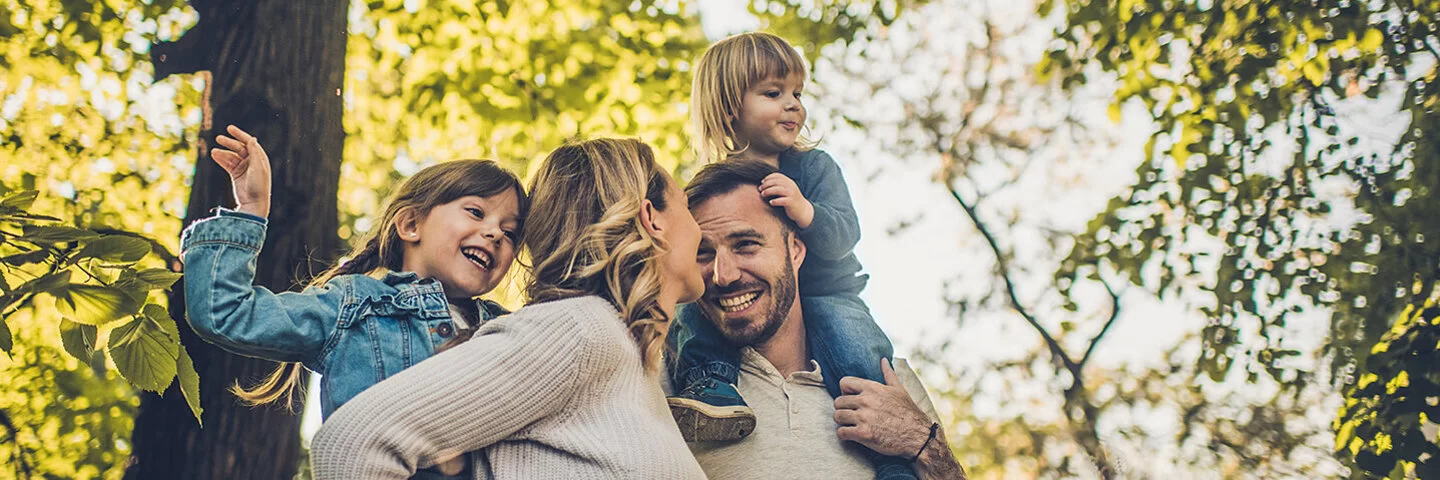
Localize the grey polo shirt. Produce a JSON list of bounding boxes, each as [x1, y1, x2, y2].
[[684, 348, 942, 479]]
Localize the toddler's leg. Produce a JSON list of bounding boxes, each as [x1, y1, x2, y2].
[[801, 294, 916, 480], [666, 303, 755, 442], [801, 294, 895, 397]]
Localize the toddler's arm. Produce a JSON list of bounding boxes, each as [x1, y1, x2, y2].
[[790, 151, 862, 261]]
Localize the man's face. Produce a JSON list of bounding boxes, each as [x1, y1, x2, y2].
[[690, 186, 804, 346]]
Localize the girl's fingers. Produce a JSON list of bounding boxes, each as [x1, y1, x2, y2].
[[226, 124, 255, 144], [210, 149, 242, 172], [215, 135, 246, 153]]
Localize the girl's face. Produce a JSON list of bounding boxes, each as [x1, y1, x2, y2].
[[732, 73, 807, 162], [397, 189, 521, 302]]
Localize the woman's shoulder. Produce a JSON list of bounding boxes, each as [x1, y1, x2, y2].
[[506, 295, 627, 340], [511, 295, 619, 323]]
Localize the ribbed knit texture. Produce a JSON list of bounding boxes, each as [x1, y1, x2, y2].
[[310, 295, 706, 480]]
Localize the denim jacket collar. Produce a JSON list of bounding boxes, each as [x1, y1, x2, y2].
[[377, 271, 505, 321]]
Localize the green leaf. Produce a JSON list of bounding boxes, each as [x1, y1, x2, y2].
[[177, 345, 203, 425], [142, 303, 180, 337], [107, 314, 180, 392], [20, 225, 100, 244], [1, 249, 51, 266], [18, 270, 72, 297], [135, 268, 183, 290], [0, 190, 38, 210], [56, 284, 141, 325], [0, 318, 10, 356], [74, 235, 151, 264], [59, 318, 98, 361]]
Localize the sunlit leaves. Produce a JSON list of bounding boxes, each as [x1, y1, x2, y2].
[[1049, 1, 1440, 475], [58, 318, 97, 361], [74, 235, 151, 264], [1334, 299, 1440, 477], [107, 305, 180, 393]]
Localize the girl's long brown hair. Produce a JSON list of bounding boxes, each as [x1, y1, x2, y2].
[[232, 159, 528, 409], [519, 138, 674, 372]]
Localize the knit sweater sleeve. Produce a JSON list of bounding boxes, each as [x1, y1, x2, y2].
[[308, 300, 610, 479]]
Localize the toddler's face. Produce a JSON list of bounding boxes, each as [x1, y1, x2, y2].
[[732, 73, 807, 157]]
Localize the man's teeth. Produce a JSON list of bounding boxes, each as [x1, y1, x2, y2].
[[716, 292, 759, 312], [462, 247, 491, 270]]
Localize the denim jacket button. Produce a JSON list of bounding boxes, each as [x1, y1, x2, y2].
[[435, 322, 454, 338]]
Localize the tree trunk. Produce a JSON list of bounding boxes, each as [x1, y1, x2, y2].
[[126, 1, 347, 478]]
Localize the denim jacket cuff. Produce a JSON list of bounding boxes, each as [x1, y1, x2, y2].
[[180, 208, 268, 254]]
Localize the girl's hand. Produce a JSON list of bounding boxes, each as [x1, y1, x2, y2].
[[211, 125, 272, 219], [759, 172, 814, 229]]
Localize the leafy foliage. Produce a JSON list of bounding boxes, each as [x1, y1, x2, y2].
[[1044, 0, 1440, 475], [1334, 297, 1440, 478], [0, 308, 139, 480], [0, 182, 200, 425], [1046, 0, 1438, 383]]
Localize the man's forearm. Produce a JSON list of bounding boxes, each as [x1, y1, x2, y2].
[[915, 430, 965, 480]]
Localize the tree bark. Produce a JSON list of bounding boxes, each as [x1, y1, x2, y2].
[[126, 1, 347, 478]]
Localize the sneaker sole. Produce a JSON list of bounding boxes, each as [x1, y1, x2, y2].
[[667, 397, 756, 442]]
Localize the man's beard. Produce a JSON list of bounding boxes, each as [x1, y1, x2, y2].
[[705, 245, 798, 346]]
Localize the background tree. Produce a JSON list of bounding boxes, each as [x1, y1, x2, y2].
[[801, 0, 1350, 476], [1041, 0, 1439, 476], [123, 0, 350, 477]]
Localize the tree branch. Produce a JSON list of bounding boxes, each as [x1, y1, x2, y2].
[[1079, 275, 1122, 369], [946, 182, 1078, 374]]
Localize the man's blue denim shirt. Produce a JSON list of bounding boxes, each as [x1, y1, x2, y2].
[[180, 209, 506, 417]]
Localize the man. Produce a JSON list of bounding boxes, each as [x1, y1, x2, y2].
[[673, 161, 966, 479]]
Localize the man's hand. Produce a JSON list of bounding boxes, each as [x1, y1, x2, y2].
[[758, 172, 814, 229], [210, 125, 272, 219], [833, 359, 934, 457], [834, 359, 966, 479]]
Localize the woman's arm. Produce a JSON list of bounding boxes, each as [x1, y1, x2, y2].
[[309, 305, 602, 479]]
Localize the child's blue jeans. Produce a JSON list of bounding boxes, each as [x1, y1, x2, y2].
[[670, 293, 895, 398]]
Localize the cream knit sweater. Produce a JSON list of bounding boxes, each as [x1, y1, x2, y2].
[[310, 295, 706, 479]]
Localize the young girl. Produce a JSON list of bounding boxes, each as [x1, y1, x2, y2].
[[668, 32, 915, 478], [181, 125, 527, 479]]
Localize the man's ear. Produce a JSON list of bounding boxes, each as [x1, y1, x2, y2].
[[394, 207, 422, 245], [788, 231, 806, 271], [638, 198, 664, 240]]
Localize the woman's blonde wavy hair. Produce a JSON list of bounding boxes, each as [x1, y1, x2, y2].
[[691, 31, 817, 164], [522, 138, 674, 373]]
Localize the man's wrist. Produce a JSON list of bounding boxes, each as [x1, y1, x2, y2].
[[914, 428, 965, 479]]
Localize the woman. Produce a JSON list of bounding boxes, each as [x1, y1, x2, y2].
[[309, 138, 707, 479]]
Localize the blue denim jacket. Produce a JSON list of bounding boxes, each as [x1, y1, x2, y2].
[[180, 210, 506, 418]]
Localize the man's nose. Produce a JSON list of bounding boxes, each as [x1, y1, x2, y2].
[[711, 251, 741, 286]]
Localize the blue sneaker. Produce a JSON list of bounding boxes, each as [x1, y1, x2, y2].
[[667, 377, 756, 442]]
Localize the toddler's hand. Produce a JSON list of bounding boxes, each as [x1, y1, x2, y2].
[[759, 172, 814, 229], [210, 125, 272, 219]]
